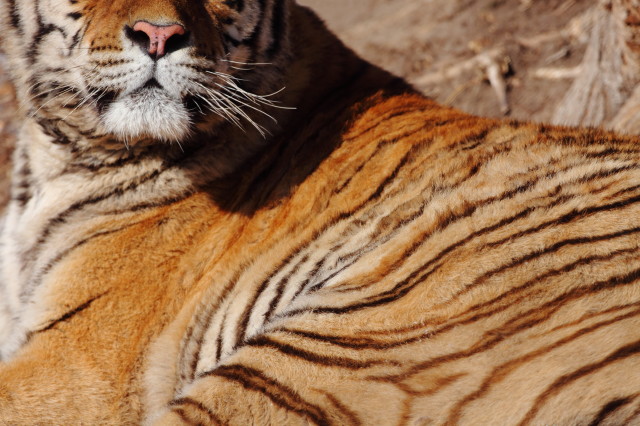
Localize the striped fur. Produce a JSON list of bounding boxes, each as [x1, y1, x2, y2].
[[0, 0, 639, 424]]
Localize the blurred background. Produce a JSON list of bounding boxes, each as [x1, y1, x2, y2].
[[300, 0, 590, 123], [1, 0, 639, 204]]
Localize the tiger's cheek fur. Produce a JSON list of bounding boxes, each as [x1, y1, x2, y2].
[[0, 1, 86, 108]]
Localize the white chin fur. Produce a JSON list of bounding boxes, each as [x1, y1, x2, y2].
[[101, 88, 192, 142]]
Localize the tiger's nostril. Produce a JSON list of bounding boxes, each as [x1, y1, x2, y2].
[[126, 27, 152, 53], [125, 21, 188, 59]]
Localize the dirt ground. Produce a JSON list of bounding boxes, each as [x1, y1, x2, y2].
[[0, 0, 599, 201], [299, 0, 595, 122]]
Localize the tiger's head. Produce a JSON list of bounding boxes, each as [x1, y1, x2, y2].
[[0, 0, 297, 146]]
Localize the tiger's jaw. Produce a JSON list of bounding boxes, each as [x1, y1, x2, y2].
[[94, 50, 199, 143], [100, 85, 192, 143]]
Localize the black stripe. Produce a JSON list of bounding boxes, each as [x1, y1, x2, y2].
[[245, 335, 396, 369], [263, 253, 311, 321], [269, 146, 575, 319], [438, 247, 639, 338], [223, 32, 241, 48], [444, 226, 640, 307], [304, 193, 431, 295], [244, 0, 267, 59], [233, 144, 420, 347], [265, 0, 286, 58], [343, 187, 640, 314], [334, 139, 393, 194], [177, 279, 224, 384], [608, 182, 640, 199], [64, 149, 150, 173], [588, 396, 637, 426], [521, 338, 640, 425], [487, 191, 640, 249], [22, 145, 202, 278], [583, 147, 640, 159], [23, 190, 196, 303], [445, 307, 640, 425], [371, 266, 640, 393], [36, 118, 73, 145], [13, 147, 33, 208], [357, 146, 415, 204], [213, 308, 228, 365], [312, 139, 527, 295], [32, 291, 107, 334], [202, 364, 330, 425], [23, 166, 166, 265], [283, 248, 639, 351], [28, 0, 69, 65], [319, 391, 362, 426], [186, 268, 246, 381], [450, 266, 640, 358], [296, 206, 536, 316], [170, 397, 223, 424], [170, 409, 197, 426], [339, 156, 595, 297], [233, 246, 308, 349], [343, 105, 441, 145], [68, 27, 82, 51], [573, 163, 640, 184], [28, 220, 148, 296], [178, 323, 198, 384], [7, 0, 22, 32], [622, 405, 640, 424], [231, 132, 427, 346]]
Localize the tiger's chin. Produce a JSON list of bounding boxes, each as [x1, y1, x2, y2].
[[101, 87, 192, 143]]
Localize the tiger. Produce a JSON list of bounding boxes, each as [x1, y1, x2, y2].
[[0, 0, 639, 424]]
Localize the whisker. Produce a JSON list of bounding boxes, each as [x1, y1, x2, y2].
[[217, 84, 278, 123], [59, 86, 103, 121], [28, 86, 79, 117], [220, 59, 273, 66], [191, 82, 246, 130]]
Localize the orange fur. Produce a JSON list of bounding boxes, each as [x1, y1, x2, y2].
[[0, 1, 639, 424]]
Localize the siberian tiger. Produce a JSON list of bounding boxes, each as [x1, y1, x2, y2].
[[0, 0, 639, 424]]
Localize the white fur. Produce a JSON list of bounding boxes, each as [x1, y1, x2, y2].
[[102, 88, 192, 142]]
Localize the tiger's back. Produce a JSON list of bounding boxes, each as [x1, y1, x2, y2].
[[0, 0, 639, 424]]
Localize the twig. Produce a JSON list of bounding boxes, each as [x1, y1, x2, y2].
[[533, 66, 582, 79], [416, 48, 511, 115], [478, 53, 510, 115]]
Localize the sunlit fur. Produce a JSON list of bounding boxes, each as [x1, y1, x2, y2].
[[1, 0, 640, 424]]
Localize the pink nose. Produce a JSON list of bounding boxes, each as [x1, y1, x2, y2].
[[131, 21, 186, 58]]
